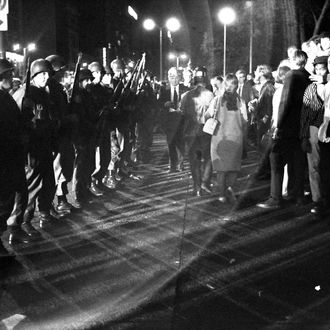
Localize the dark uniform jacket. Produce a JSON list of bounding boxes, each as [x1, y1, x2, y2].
[[0, 90, 25, 191], [277, 68, 310, 139], [158, 83, 189, 134]]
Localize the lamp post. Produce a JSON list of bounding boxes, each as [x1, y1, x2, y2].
[[168, 52, 187, 69], [13, 43, 36, 75], [143, 17, 180, 81], [246, 1, 253, 74], [218, 7, 236, 77]]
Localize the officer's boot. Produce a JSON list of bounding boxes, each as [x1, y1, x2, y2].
[[8, 225, 32, 245], [102, 171, 117, 189], [89, 178, 104, 197], [21, 221, 41, 238]]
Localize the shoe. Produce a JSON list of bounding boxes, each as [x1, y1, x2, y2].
[[282, 194, 295, 202], [89, 181, 104, 197], [21, 222, 41, 238], [56, 200, 72, 213], [39, 213, 56, 228], [201, 183, 212, 194], [102, 175, 117, 189], [257, 197, 281, 209], [168, 168, 178, 174], [8, 227, 32, 244], [310, 202, 324, 215], [73, 199, 83, 209]]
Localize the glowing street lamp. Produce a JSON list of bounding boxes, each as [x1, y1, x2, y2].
[[143, 17, 181, 81], [168, 52, 188, 68], [218, 7, 236, 76]]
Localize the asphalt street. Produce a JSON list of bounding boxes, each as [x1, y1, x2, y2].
[[1, 134, 330, 330]]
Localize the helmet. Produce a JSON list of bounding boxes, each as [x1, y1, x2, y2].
[[193, 66, 207, 84], [79, 69, 94, 82], [110, 58, 125, 72], [88, 61, 105, 73], [30, 59, 53, 78], [0, 59, 14, 76], [45, 54, 66, 72]]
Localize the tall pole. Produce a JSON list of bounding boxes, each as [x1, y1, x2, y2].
[[0, 32, 6, 59], [176, 56, 179, 69], [223, 24, 227, 77], [159, 28, 163, 81], [249, 1, 253, 74]]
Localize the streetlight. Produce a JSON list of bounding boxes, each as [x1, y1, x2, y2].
[[246, 1, 253, 74], [218, 7, 236, 77], [143, 17, 181, 81], [168, 52, 187, 69], [12, 43, 37, 76]]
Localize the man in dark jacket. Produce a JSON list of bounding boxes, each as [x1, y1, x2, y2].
[[258, 50, 310, 208], [158, 67, 189, 172], [0, 60, 31, 255]]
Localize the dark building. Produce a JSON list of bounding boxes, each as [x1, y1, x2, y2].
[[7, 0, 79, 68]]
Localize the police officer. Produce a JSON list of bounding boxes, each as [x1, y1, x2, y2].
[[46, 54, 75, 214], [88, 61, 114, 190], [109, 58, 132, 181], [14, 59, 57, 229], [0, 59, 31, 253], [71, 69, 100, 206], [180, 66, 214, 196]]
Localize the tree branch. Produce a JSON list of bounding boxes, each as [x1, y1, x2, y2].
[[313, 0, 330, 36]]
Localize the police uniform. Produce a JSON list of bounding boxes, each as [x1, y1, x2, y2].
[[46, 55, 75, 214], [14, 59, 58, 228]]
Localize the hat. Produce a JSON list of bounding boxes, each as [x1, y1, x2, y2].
[[313, 56, 328, 66], [79, 69, 94, 82]]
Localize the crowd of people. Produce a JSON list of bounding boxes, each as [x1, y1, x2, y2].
[[1, 30, 330, 262]]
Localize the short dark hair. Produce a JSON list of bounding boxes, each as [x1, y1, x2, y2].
[[292, 50, 307, 68], [225, 73, 238, 86], [236, 69, 247, 76]]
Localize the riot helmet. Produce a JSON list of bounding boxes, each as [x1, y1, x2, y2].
[[45, 54, 66, 72], [30, 59, 53, 79], [0, 59, 14, 77]]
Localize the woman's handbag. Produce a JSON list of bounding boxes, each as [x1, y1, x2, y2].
[[203, 117, 219, 135]]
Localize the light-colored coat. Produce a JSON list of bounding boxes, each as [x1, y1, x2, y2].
[[206, 94, 247, 171]]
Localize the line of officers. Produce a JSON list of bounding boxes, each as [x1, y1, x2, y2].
[[0, 55, 158, 254]]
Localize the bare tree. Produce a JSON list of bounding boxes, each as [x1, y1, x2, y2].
[[313, 0, 330, 35]]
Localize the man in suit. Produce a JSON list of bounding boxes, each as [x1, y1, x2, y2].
[[158, 67, 189, 172], [257, 50, 310, 209]]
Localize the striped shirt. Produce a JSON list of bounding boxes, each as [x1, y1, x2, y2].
[[300, 83, 325, 139]]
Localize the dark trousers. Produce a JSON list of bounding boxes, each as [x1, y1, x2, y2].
[[7, 165, 28, 227], [0, 191, 15, 234], [166, 128, 185, 170], [186, 133, 212, 189], [24, 155, 56, 222], [72, 138, 94, 199], [319, 141, 330, 206], [54, 136, 74, 197], [93, 127, 111, 182], [117, 122, 131, 169], [269, 138, 306, 201]]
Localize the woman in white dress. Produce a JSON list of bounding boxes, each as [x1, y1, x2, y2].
[[205, 73, 248, 203]]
